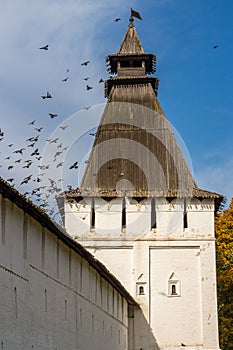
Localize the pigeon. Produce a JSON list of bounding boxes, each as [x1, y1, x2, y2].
[[13, 148, 25, 154], [62, 77, 69, 82], [49, 113, 58, 118], [83, 77, 90, 81], [29, 120, 36, 125], [31, 148, 40, 156], [35, 127, 43, 132], [89, 132, 96, 136], [41, 91, 52, 99], [99, 78, 104, 83], [69, 161, 78, 169], [39, 44, 49, 50], [86, 85, 93, 90], [83, 106, 91, 110], [114, 18, 121, 22], [59, 125, 68, 130], [213, 45, 219, 49], [81, 61, 90, 66]]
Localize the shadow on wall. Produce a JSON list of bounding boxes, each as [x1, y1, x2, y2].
[[129, 305, 160, 350]]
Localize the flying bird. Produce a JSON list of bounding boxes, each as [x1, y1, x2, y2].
[[35, 127, 43, 132], [62, 77, 69, 82], [29, 120, 36, 125], [213, 45, 219, 49], [69, 161, 78, 169], [114, 18, 121, 22], [86, 85, 93, 91], [83, 106, 91, 110], [59, 125, 68, 130], [99, 78, 104, 83], [13, 148, 25, 154], [49, 113, 58, 118], [39, 44, 49, 50], [89, 132, 96, 136], [41, 91, 52, 99], [31, 148, 40, 156], [83, 77, 90, 81], [81, 61, 90, 66]]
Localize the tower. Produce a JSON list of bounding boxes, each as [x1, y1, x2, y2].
[[58, 17, 223, 350]]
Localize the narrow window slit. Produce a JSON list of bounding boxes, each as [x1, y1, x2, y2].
[[151, 198, 157, 229], [122, 197, 126, 230], [91, 197, 95, 229], [184, 198, 188, 229]]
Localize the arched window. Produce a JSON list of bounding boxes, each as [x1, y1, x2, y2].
[[171, 284, 177, 295], [139, 286, 144, 295]]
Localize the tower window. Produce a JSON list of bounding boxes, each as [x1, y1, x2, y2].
[[122, 197, 126, 231], [183, 198, 188, 229], [91, 197, 95, 230], [171, 284, 177, 295], [168, 273, 181, 297], [139, 286, 144, 295], [151, 198, 157, 229], [136, 283, 146, 296]]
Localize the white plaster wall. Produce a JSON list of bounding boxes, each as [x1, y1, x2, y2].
[[64, 196, 220, 350], [0, 195, 129, 350], [150, 246, 202, 347]]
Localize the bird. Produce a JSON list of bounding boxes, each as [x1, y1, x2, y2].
[[114, 18, 121, 22], [83, 77, 90, 81], [56, 162, 63, 168], [27, 142, 35, 148], [119, 172, 124, 177], [7, 178, 14, 183], [39, 44, 49, 50], [49, 113, 58, 119], [35, 127, 43, 132], [8, 165, 14, 170], [59, 125, 68, 130], [99, 78, 104, 83], [0, 128, 4, 136], [81, 61, 90, 66], [13, 148, 25, 154], [50, 138, 59, 144], [89, 132, 96, 136], [31, 148, 40, 156], [15, 159, 22, 163], [181, 343, 186, 347], [86, 85, 93, 91], [83, 106, 91, 110], [69, 161, 78, 169], [62, 77, 69, 82], [29, 120, 36, 125], [213, 45, 219, 49], [8, 144, 13, 147], [41, 91, 52, 99]]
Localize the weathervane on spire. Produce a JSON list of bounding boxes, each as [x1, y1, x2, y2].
[[130, 8, 142, 21]]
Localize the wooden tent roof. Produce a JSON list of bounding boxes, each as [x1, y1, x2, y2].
[[118, 19, 144, 54], [79, 21, 223, 203]]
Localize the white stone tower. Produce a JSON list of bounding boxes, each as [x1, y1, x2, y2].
[[58, 17, 223, 350]]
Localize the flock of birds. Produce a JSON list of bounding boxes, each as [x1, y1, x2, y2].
[[0, 25, 120, 222]]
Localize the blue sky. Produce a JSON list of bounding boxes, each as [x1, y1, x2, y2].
[[0, 0, 232, 215]]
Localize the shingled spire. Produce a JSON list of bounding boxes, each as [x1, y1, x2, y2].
[[79, 19, 221, 201], [118, 17, 144, 54]]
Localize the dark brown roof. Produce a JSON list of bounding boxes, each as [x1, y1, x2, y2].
[[118, 20, 144, 54], [0, 176, 137, 305]]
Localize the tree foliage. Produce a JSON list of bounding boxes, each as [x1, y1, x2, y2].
[[215, 198, 233, 350]]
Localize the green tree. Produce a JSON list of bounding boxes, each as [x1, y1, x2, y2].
[[215, 198, 233, 350]]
